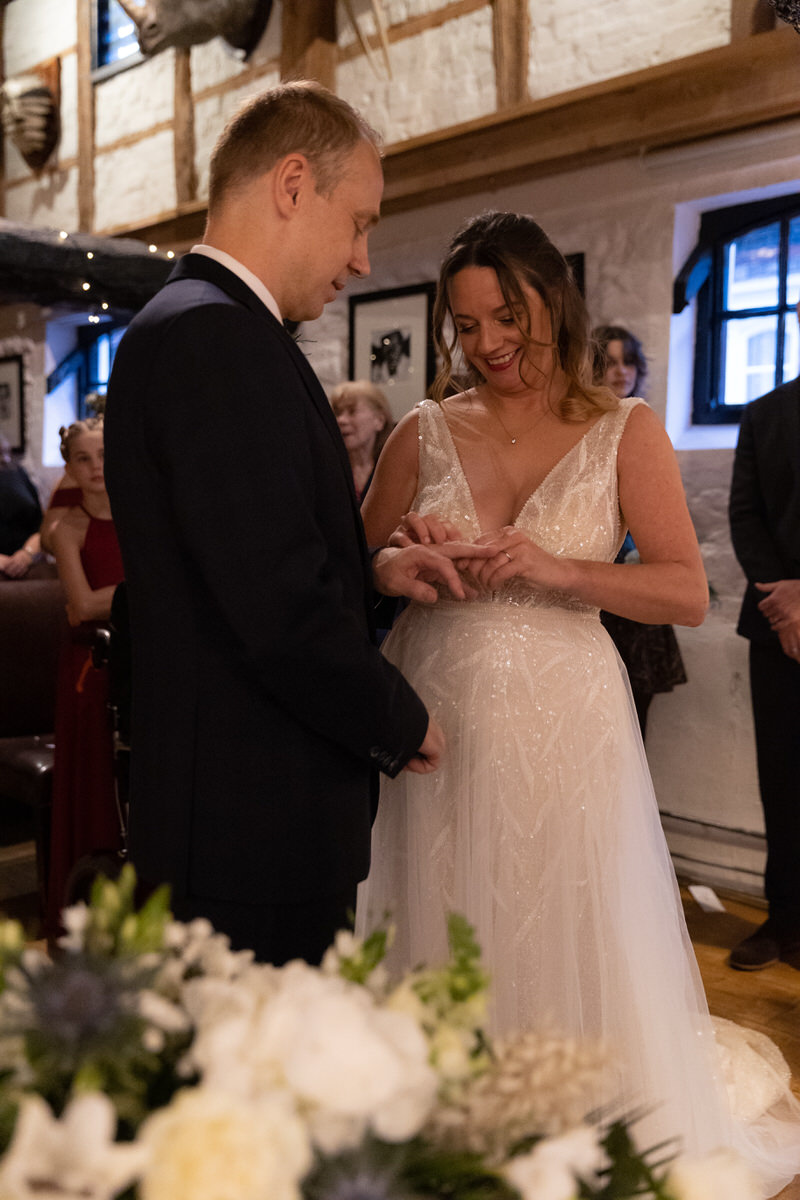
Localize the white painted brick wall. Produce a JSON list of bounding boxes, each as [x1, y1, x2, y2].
[[94, 130, 176, 232], [338, 0, 454, 47], [3, 0, 76, 76], [4, 164, 79, 230], [189, 0, 282, 77], [529, 0, 730, 98], [95, 51, 176, 147], [193, 67, 281, 199], [337, 7, 495, 145], [59, 50, 79, 163]]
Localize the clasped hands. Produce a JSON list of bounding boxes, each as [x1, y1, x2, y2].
[[372, 511, 563, 605], [755, 579, 800, 663]]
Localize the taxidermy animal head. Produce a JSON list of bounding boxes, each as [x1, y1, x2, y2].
[[115, 0, 273, 58], [1, 75, 60, 172]]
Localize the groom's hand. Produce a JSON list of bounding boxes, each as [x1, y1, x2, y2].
[[403, 716, 446, 774], [372, 543, 493, 603]]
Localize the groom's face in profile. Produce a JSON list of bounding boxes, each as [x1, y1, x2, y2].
[[284, 139, 383, 324]]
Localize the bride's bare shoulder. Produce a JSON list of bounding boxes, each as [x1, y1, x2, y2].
[[439, 389, 478, 418]]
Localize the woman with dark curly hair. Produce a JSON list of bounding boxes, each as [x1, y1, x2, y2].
[[592, 324, 687, 737]]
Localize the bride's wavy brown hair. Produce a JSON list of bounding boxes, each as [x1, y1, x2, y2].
[[431, 212, 618, 422]]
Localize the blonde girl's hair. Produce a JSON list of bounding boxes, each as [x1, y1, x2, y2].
[[59, 416, 104, 463], [431, 211, 618, 421]]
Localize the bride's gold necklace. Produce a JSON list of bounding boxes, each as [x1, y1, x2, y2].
[[488, 398, 551, 446]]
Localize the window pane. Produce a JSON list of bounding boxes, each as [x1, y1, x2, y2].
[[724, 222, 780, 311], [784, 312, 799, 381], [722, 315, 777, 406], [788, 216, 800, 307], [97, 0, 139, 66]]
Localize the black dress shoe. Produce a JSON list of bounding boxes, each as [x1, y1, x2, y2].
[[729, 921, 781, 971]]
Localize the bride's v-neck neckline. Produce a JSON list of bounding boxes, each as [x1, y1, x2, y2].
[[432, 401, 607, 535]]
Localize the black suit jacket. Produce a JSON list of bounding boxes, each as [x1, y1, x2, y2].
[[104, 254, 428, 906], [729, 375, 800, 645]]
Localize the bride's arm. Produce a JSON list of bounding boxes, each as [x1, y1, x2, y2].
[[473, 404, 709, 627], [361, 411, 422, 546]]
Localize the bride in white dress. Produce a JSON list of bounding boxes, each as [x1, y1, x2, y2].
[[356, 212, 800, 1194]]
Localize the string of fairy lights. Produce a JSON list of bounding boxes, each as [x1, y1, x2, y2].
[[56, 228, 175, 323]]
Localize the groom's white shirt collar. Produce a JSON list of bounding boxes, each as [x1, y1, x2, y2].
[[190, 244, 283, 326]]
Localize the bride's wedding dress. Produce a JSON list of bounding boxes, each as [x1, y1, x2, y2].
[[357, 398, 800, 1194]]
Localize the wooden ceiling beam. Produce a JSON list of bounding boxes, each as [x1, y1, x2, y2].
[[493, 0, 529, 109], [280, 0, 337, 89], [381, 25, 800, 213]]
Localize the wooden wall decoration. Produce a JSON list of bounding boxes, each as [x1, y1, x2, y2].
[[1, 59, 61, 174]]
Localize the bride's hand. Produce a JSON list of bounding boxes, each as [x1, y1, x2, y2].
[[388, 511, 464, 547], [468, 527, 569, 593]]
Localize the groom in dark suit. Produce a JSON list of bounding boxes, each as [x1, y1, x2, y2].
[[728, 300, 800, 970], [105, 81, 483, 965]]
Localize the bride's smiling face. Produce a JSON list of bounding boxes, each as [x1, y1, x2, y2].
[[449, 266, 553, 395]]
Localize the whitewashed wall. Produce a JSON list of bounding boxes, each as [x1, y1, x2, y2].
[[528, 0, 731, 97]]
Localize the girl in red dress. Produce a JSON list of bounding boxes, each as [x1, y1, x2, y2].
[[46, 417, 124, 938]]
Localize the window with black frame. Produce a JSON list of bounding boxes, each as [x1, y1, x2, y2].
[[674, 195, 800, 424], [94, 0, 141, 72]]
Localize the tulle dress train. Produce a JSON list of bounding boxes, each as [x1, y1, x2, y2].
[[356, 398, 800, 1195]]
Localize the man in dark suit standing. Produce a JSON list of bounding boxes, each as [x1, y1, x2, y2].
[[105, 81, 485, 966], [728, 300, 800, 970]]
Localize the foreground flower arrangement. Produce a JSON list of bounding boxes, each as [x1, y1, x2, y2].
[[0, 867, 757, 1200]]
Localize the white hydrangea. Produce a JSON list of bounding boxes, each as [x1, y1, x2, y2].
[[184, 959, 437, 1153]]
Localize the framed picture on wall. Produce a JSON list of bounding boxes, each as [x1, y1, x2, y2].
[[349, 282, 437, 421], [0, 356, 24, 453]]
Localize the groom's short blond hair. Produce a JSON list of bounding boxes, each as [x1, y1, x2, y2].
[[208, 79, 382, 209]]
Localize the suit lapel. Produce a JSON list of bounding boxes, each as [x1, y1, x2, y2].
[[168, 254, 370, 560]]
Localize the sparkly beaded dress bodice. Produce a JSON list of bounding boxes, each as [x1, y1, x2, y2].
[[356, 397, 800, 1194], [413, 397, 629, 608]]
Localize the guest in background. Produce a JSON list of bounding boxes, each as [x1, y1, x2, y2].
[[592, 324, 687, 736], [46, 416, 124, 938], [331, 379, 394, 502], [40, 394, 105, 554], [0, 435, 43, 578], [728, 298, 800, 971]]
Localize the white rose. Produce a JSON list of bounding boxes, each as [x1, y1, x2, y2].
[[504, 1126, 603, 1200], [664, 1149, 760, 1200], [0, 1093, 146, 1200], [139, 1087, 310, 1200]]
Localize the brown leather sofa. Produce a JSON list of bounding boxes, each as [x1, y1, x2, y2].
[[0, 569, 66, 916]]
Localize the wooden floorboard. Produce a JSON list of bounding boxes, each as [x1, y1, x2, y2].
[[683, 886, 800, 1198]]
